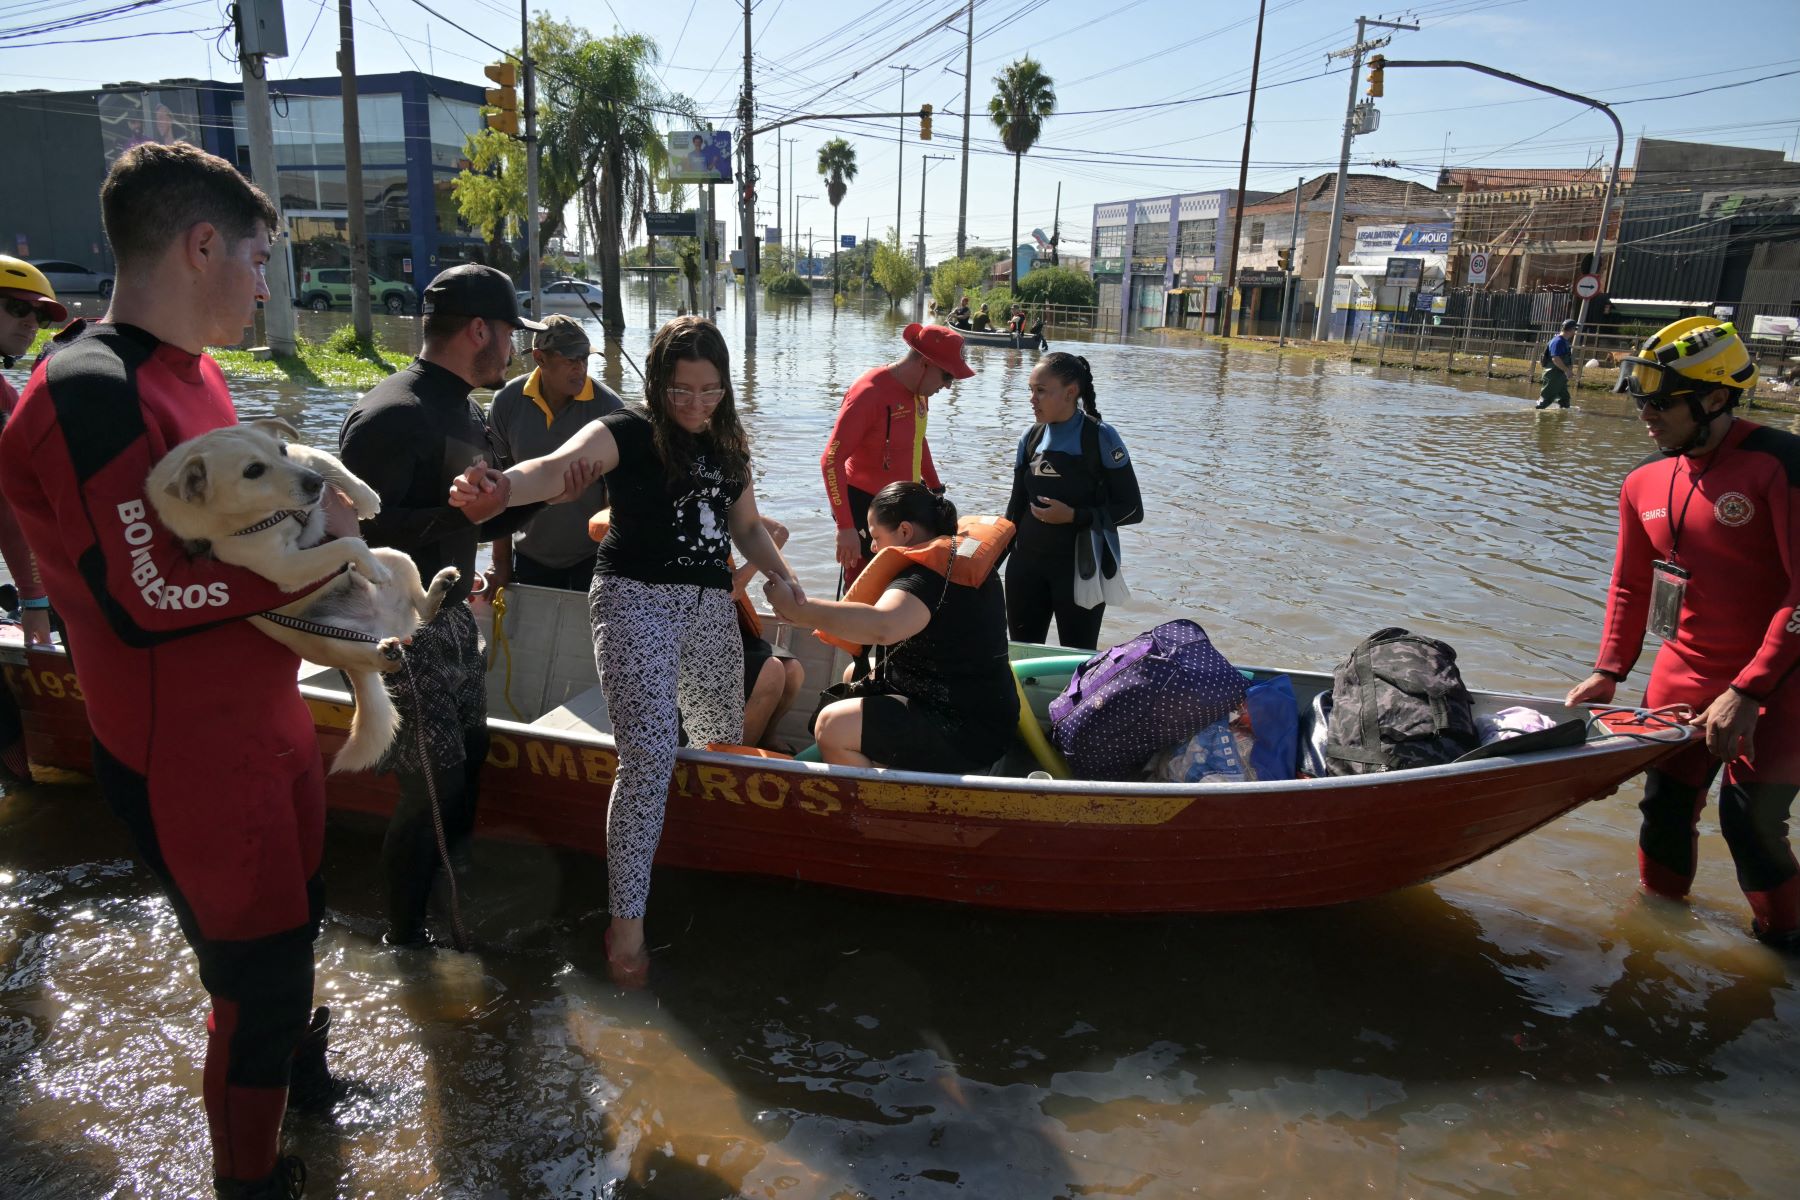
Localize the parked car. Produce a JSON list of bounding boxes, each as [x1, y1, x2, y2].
[[29, 259, 114, 298], [297, 267, 417, 314], [518, 278, 604, 315]]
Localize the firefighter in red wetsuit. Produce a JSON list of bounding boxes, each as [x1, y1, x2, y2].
[[819, 322, 971, 577], [0, 145, 343, 1198], [1566, 317, 1800, 950], [0, 256, 67, 779]]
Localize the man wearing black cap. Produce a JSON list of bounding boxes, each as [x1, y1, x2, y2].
[[487, 314, 622, 590], [338, 264, 550, 946]]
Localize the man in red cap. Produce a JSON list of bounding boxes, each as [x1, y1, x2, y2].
[[820, 321, 972, 576]]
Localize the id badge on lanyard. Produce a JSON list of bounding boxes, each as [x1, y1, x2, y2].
[[1648, 559, 1689, 642]]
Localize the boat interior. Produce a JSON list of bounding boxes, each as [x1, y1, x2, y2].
[[292, 582, 1612, 782]]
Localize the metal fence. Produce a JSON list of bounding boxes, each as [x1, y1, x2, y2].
[[1339, 311, 1800, 395]]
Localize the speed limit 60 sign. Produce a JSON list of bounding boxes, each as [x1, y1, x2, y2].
[[1468, 252, 1488, 285]]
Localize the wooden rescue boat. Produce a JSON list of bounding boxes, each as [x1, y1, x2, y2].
[[0, 585, 1690, 914]]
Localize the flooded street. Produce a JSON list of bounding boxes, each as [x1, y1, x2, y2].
[[3, 286, 1798, 1198]]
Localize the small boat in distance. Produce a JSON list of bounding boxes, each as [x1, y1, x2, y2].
[[1, 585, 1690, 915], [938, 319, 1047, 352]]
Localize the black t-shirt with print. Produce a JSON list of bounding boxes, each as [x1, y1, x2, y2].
[[593, 406, 744, 589], [879, 564, 1019, 749]]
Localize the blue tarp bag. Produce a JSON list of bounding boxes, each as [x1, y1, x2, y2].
[[1047, 619, 1246, 781], [1242, 675, 1299, 782]]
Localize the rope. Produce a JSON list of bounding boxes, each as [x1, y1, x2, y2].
[[402, 652, 471, 954], [263, 608, 470, 951], [486, 586, 527, 721]]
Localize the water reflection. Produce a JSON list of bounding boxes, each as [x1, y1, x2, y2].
[[3, 284, 1798, 1197]]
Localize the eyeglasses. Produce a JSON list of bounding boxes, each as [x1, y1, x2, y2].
[[668, 385, 726, 408], [3, 297, 42, 321]]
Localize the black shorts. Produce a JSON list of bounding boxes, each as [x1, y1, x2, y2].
[[858, 694, 1005, 776], [743, 633, 775, 697]]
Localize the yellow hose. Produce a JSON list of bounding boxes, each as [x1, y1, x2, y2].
[[486, 586, 526, 721]]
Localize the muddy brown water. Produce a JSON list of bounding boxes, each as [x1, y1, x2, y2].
[[2, 287, 1797, 1198]]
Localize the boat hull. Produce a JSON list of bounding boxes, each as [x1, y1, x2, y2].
[[2, 643, 1688, 915]]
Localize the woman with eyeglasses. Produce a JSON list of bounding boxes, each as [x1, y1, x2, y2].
[[450, 315, 800, 986]]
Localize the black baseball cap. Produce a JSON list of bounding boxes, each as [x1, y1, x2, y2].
[[422, 264, 546, 330]]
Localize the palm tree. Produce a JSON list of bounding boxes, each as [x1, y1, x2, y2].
[[989, 57, 1056, 291], [540, 33, 689, 335], [816, 138, 858, 294]]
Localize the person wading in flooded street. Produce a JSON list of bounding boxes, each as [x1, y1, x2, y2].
[[1565, 318, 1800, 951], [0, 143, 355, 1200]]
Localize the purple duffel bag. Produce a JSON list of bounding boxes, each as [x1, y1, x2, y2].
[[1047, 619, 1248, 781]]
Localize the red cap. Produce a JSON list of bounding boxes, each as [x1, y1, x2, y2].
[[902, 322, 974, 379]]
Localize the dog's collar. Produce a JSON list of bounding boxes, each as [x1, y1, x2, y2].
[[232, 509, 310, 537]]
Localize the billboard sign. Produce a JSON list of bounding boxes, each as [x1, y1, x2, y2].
[[1396, 223, 1451, 251], [666, 130, 732, 183], [98, 88, 201, 167], [646, 210, 700, 238], [1384, 257, 1423, 287]]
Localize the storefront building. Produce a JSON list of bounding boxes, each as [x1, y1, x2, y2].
[[1, 72, 491, 296]]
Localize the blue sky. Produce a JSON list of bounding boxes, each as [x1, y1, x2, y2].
[[10, 0, 1800, 257]]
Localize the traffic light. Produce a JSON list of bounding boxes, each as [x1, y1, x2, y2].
[[919, 103, 933, 141], [1277, 247, 1293, 271], [1365, 54, 1385, 98], [484, 61, 519, 137]]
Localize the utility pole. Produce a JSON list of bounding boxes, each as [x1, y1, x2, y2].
[[237, 9, 296, 356], [1279, 175, 1302, 346], [891, 64, 915, 253], [522, 0, 540, 320], [918, 154, 954, 316], [337, 0, 372, 343], [742, 0, 758, 340], [957, 0, 973, 257], [1050, 181, 1061, 265], [1314, 14, 1416, 341], [774, 134, 784, 271], [1217, 0, 1267, 337]]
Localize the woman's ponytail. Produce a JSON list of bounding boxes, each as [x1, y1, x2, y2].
[[869, 481, 958, 537], [1042, 350, 1101, 420]]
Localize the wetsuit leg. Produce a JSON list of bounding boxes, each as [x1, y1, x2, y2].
[[379, 603, 485, 942], [1718, 779, 1800, 939], [1052, 593, 1106, 652], [1636, 749, 1722, 899], [95, 735, 324, 1184], [592, 575, 686, 920], [1005, 555, 1056, 645]]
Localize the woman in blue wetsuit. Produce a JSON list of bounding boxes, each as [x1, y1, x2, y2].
[[1003, 352, 1142, 649]]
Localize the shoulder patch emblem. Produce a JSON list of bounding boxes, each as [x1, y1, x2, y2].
[[1110, 447, 1126, 463], [1715, 492, 1753, 527]]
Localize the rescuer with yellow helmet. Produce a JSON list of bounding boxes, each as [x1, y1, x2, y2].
[[1612, 315, 1758, 456], [1567, 314, 1800, 950], [0, 254, 68, 775]]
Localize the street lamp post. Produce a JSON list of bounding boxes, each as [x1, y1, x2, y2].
[[794, 194, 817, 276]]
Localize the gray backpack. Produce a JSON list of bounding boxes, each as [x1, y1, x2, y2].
[[1325, 628, 1478, 775]]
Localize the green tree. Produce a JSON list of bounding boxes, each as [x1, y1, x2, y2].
[[452, 128, 526, 274], [1015, 264, 1096, 308], [816, 137, 858, 294], [538, 32, 690, 335], [989, 57, 1057, 291], [871, 231, 919, 312], [930, 255, 987, 310]]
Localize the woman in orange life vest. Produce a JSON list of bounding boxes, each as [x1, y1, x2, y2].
[[763, 482, 1020, 773]]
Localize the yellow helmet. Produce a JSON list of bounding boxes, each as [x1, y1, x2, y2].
[[1614, 316, 1756, 401], [0, 255, 69, 323]]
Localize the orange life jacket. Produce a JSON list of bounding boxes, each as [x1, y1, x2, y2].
[[817, 515, 1015, 653]]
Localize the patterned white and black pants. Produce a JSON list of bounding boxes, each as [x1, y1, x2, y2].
[[590, 575, 743, 919]]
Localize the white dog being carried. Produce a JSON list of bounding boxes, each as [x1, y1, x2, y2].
[[147, 418, 458, 772]]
